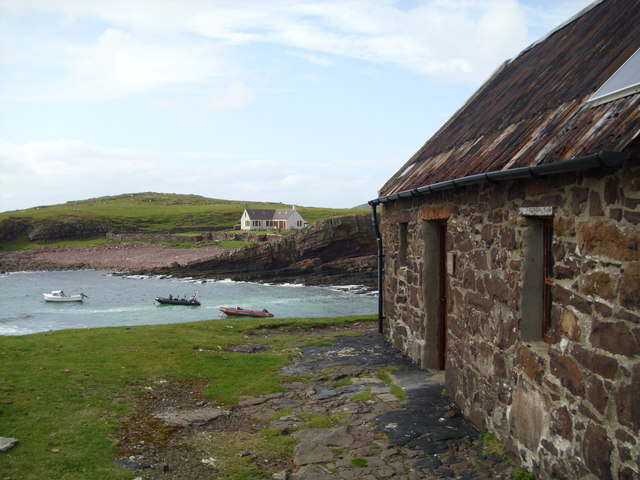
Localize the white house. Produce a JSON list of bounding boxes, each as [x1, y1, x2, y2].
[[240, 206, 307, 231]]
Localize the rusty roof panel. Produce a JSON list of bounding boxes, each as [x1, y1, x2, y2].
[[379, 0, 640, 198]]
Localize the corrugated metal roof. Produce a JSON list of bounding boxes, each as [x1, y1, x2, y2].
[[379, 0, 640, 198]]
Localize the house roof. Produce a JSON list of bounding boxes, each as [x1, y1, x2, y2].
[[378, 0, 640, 199], [273, 209, 298, 220], [244, 209, 301, 220]]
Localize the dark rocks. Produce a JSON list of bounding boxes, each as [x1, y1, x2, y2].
[[0, 217, 112, 243], [227, 343, 271, 354], [152, 407, 230, 427], [112, 323, 520, 480], [154, 213, 378, 286], [116, 457, 152, 469], [239, 325, 516, 479]]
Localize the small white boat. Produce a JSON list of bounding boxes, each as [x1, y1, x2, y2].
[[43, 290, 88, 302]]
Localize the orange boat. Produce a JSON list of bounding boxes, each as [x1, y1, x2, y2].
[[219, 306, 274, 318]]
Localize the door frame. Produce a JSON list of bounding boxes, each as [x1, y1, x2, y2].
[[422, 218, 449, 370], [436, 221, 447, 370]]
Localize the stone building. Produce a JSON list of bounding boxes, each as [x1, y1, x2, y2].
[[369, 1, 639, 479]]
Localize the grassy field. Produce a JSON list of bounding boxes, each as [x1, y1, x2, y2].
[[0, 192, 367, 250], [0, 315, 376, 480], [0, 192, 366, 231]]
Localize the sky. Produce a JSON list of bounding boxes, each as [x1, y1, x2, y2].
[[0, 0, 594, 212]]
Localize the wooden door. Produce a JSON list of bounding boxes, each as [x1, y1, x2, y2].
[[437, 222, 447, 370]]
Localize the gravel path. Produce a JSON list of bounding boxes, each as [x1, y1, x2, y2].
[[0, 243, 227, 272]]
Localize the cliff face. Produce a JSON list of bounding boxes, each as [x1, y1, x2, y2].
[[0, 217, 112, 242], [153, 213, 378, 286], [1, 212, 378, 286]]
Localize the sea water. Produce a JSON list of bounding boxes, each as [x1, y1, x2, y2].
[[0, 270, 377, 336]]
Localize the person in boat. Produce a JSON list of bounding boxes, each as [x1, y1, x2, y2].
[[169, 294, 173, 300]]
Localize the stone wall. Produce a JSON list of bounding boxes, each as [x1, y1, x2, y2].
[[106, 231, 281, 244], [378, 156, 640, 479]]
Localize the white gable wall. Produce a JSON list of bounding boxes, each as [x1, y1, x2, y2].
[[240, 210, 252, 231], [287, 210, 307, 230]]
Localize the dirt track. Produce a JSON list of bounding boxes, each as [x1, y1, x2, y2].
[[0, 243, 227, 273]]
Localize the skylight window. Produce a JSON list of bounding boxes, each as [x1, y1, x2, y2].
[[588, 47, 640, 106]]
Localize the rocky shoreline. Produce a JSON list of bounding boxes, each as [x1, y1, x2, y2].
[[0, 242, 377, 288], [1, 214, 379, 287], [0, 243, 228, 273]]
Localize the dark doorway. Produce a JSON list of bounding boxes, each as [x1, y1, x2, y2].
[[423, 219, 448, 370], [437, 222, 447, 370]]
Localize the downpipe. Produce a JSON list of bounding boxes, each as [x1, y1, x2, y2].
[[370, 202, 384, 334]]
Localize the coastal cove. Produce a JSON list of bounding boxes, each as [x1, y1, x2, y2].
[[0, 270, 377, 336]]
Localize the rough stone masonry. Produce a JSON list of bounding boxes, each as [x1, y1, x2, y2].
[[378, 157, 640, 479]]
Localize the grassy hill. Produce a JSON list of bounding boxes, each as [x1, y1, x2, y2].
[[0, 192, 368, 248]]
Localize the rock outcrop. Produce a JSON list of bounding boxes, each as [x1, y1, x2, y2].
[[152, 213, 378, 286], [0, 217, 112, 242], [1, 213, 378, 287]]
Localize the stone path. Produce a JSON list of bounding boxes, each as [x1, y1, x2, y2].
[[113, 324, 518, 479], [236, 327, 516, 479]]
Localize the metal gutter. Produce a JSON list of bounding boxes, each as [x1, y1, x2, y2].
[[367, 150, 625, 334], [370, 151, 625, 206]]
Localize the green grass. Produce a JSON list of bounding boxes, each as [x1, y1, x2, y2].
[[477, 431, 536, 479], [270, 408, 294, 421], [351, 457, 369, 468], [351, 389, 373, 402], [190, 430, 296, 480], [0, 192, 367, 249], [513, 468, 536, 480], [217, 240, 258, 249], [0, 314, 376, 479], [479, 431, 504, 456], [332, 377, 352, 388], [237, 230, 295, 236], [376, 368, 406, 400]]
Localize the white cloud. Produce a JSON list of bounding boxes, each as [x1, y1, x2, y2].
[[58, 29, 226, 101], [287, 50, 332, 66], [0, 140, 161, 210], [1, 0, 594, 98], [0, 1, 594, 211], [208, 82, 254, 111], [279, 174, 307, 188], [0, 138, 395, 211]]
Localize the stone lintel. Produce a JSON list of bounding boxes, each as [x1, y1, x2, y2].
[[420, 204, 453, 221], [519, 206, 553, 217]]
